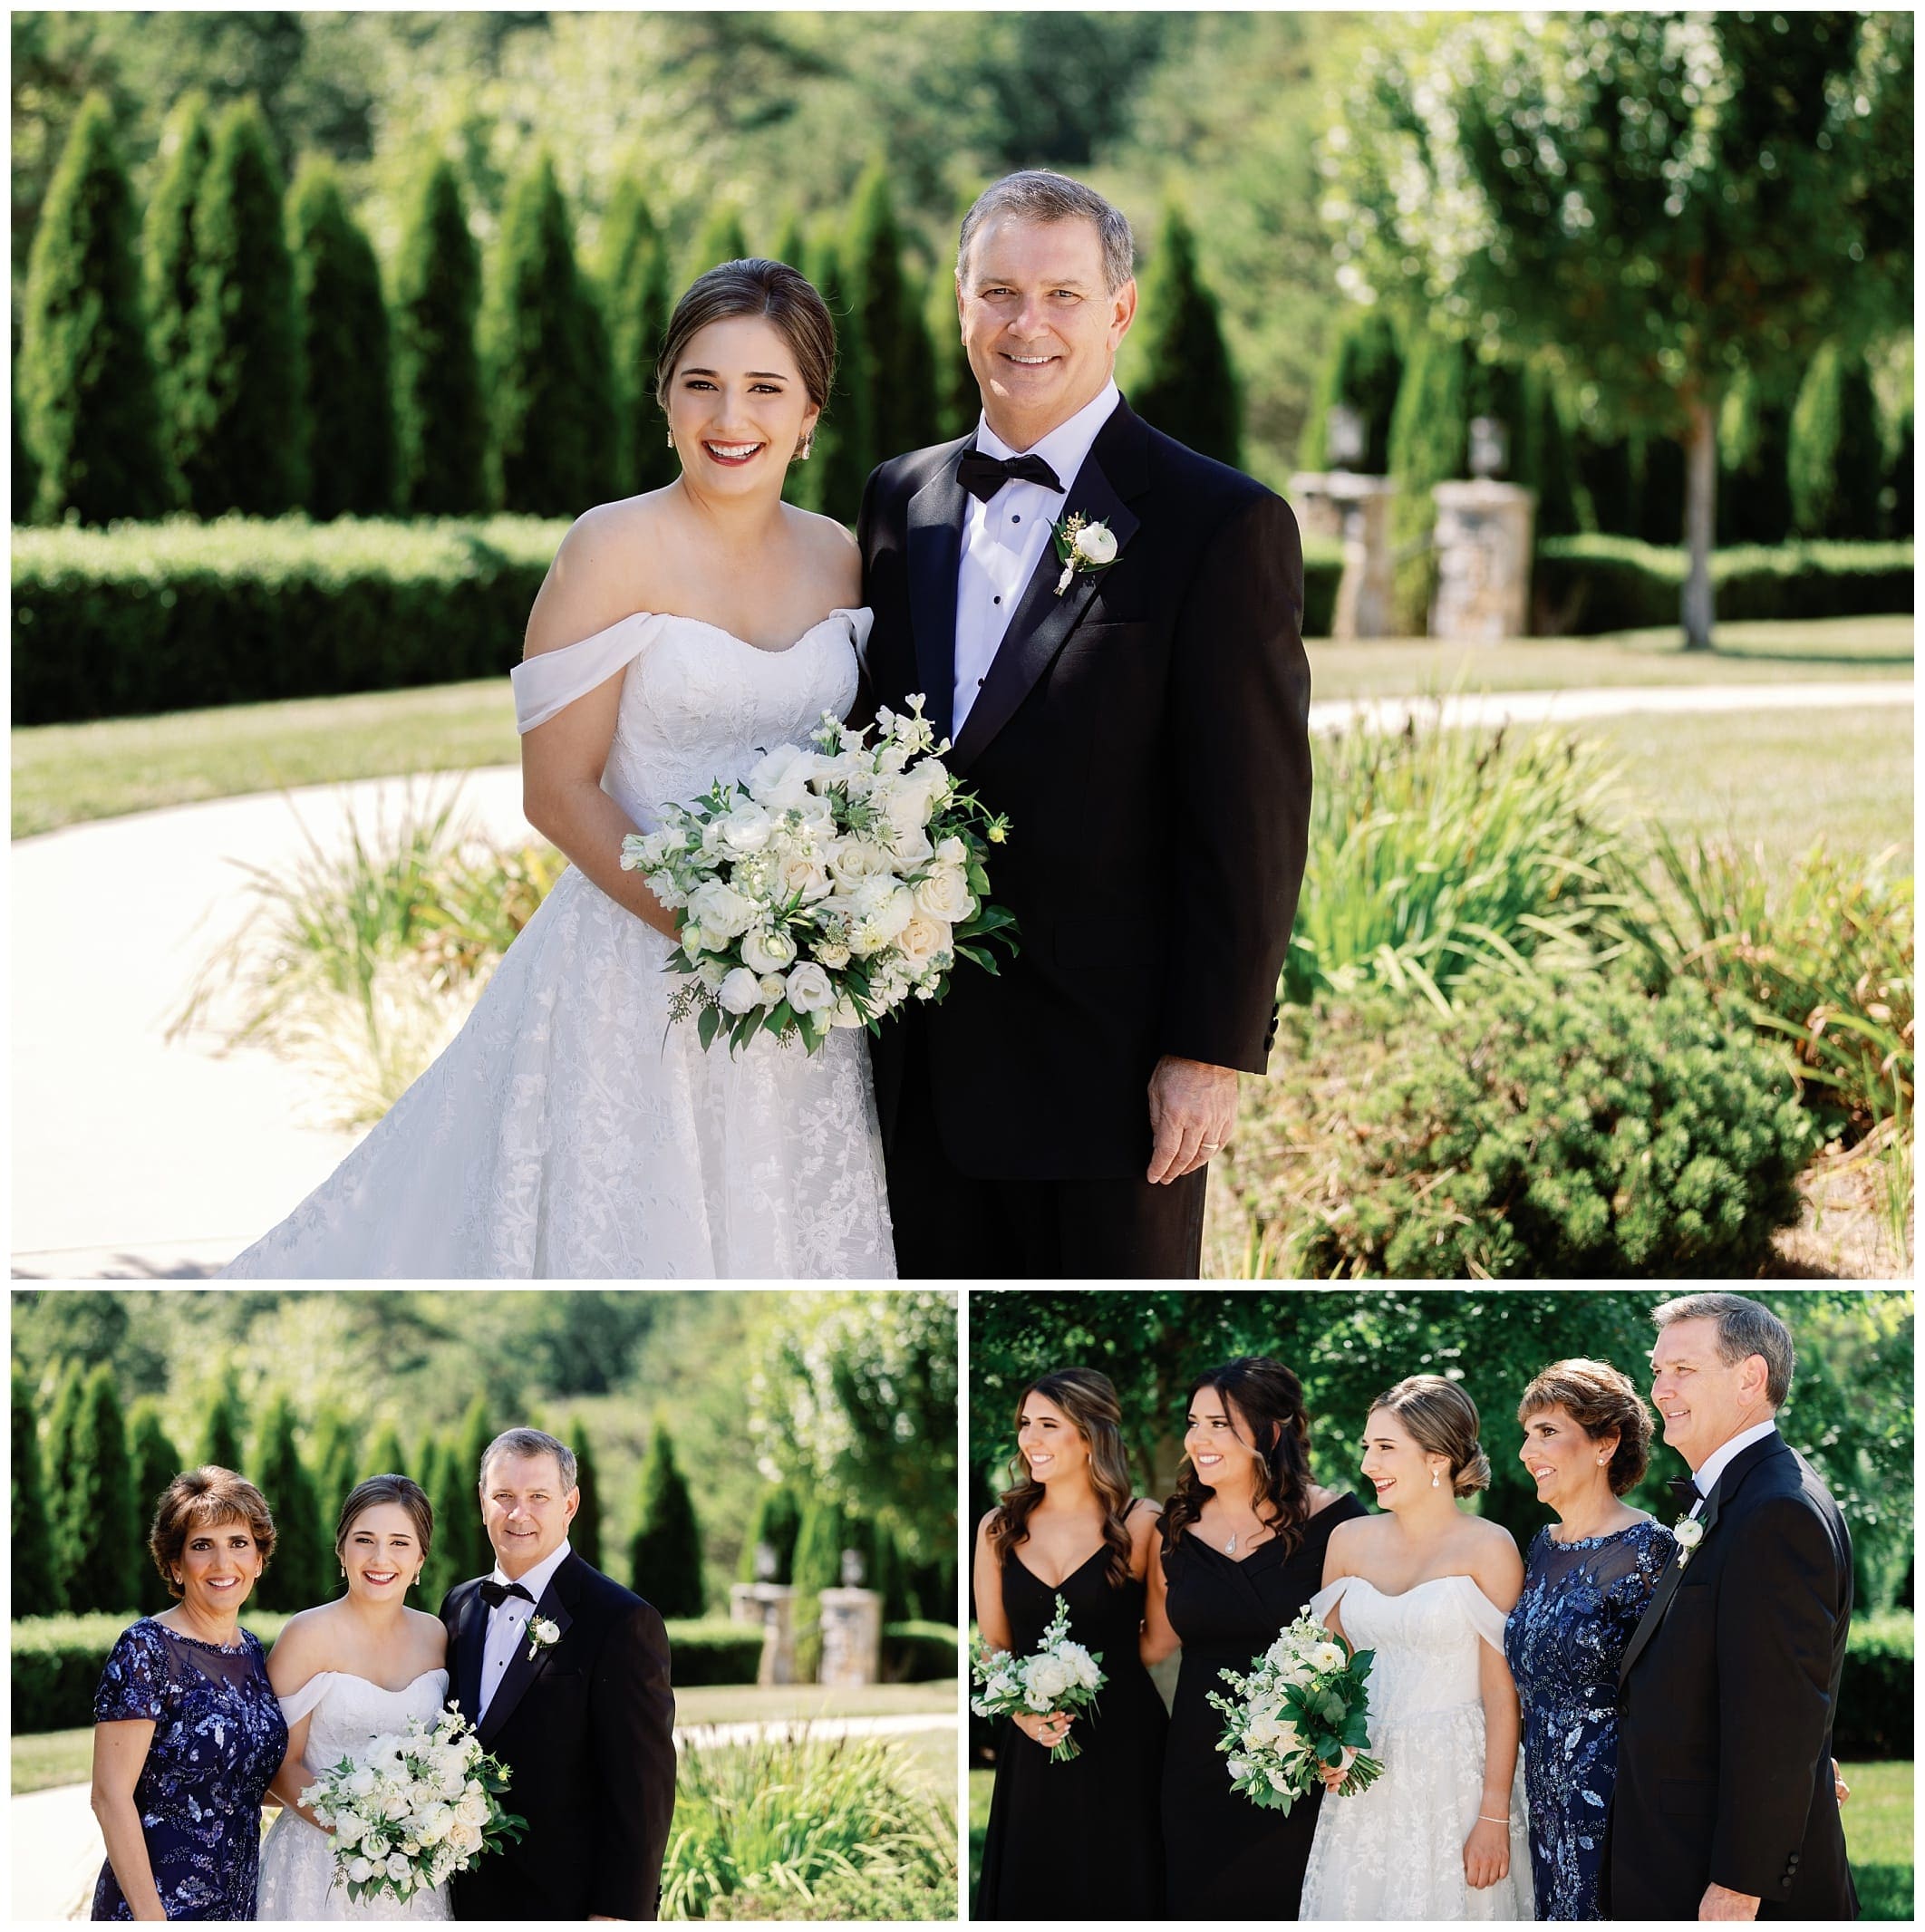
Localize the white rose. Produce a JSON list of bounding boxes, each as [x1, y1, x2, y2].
[[756, 972, 788, 1004], [827, 837, 895, 884], [687, 879, 758, 939], [746, 742, 818, 810], [386, 1853, 413, 1882], [453, 1819, 486, 1854], [829, 993, 867, 1029], [895, 913, 951, 970], [892, 823, 934, 867], [715, 799, 774, 856], [935, 835, 967, 866], [1022, 1656, 1072, 1704], [333, 1811, 365, 1847], [785, 962, 836, 1013], [740, 924, 798, 974], [718, 967, 764, 1016], [456, 1789, 491, 1828], [776, 850, 833, 903], [363, 1834, 391, 1861], [1309, 1640, 1347, 1675], [415, 1804, 453, 1846], [346, 1768, 377, 1798], [347, 1857, 374, 1884], [813, 940, 852, 970], [1074, 520, 1118, 565], [697, 956, 730, 991], [913, 865, 977, 922]]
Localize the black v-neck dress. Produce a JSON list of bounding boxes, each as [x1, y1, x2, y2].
[[1160, 1492, 1368, 1918], [974, 1540, 1168, 1918]]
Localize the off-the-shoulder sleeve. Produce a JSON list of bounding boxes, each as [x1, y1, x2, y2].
[[1308, 1577, 1354, 1625], [94, 1621, 170, 1724], [511, 611, 657, 734], [1452, 1575, 1512, 1653], [276, 1671, 336, 1727], [841, 605, 875, 666]]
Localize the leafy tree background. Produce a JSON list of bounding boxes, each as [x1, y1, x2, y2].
[[970, 1290, 1913, 1617]]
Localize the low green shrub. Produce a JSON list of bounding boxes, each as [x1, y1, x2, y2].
[[1836, 1612, 1913, 1761], [881, 1621, 959, 1684], [1228, 971, 1815, 1278], [661, 1620, 767, 1688], [1302, 535, 1343, 639], [12, 515, 566, 724], [1534, 536, 1913, 635]]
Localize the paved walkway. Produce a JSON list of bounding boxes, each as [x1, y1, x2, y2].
[[10, 1710, 959, 1920], [11, 680, 1911, 1278]]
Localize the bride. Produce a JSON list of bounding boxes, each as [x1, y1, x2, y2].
[[1299, 1376, 1533, 1920], [223, 257, 895, 1279], [258, 1476, 453, 1920]]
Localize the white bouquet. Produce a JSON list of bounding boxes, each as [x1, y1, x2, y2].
[[1204, 1605, 1384, 1812], [300, 1704, 525, 1906], [619, 695, 1018, 1055], [969, 1591, 1107, 1763]]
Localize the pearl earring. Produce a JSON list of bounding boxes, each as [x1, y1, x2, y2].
[[795, 433, 814, 461], [665, 430, 675, 450], [1430, 1468, 1440, 1489]]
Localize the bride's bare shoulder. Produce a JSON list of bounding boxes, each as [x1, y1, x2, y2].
[[783, 503, 862, 601], [525, 494, 670, 659]]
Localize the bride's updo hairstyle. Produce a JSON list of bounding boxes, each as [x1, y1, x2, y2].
[[334, 1473, 435, 1578], [653, 258, 837, 426], [991, 1367, 1138, 1588], [1371, 1375, 1491, 1496], [1161, 1357, 1315, 1560]]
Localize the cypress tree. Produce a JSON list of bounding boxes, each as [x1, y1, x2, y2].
[[682, 207, 750, 285], [366, 1417, 410, 1484], [19, 92, 170, 524], [568, 1416, 604, 1574], [1386, 324, 1469, 629], [1717, 366, 1794, 546], [14, 362, 40, 523], [600, 183, 677, 496], [1789, 340, 1885, 539], [179, 97, 305, 516], [454, 1397, 493, 1502], [797, 227, 868, 518], [1884, 405, 1913, 538], [392, 157, 488, 515], [418, 1432, 469, 1608], [628, 1419, 704, 1617], [845, 159, 940, 469], [737, 1482, 803, 1584], [126, 1400, 184, 1573], [485, 151, 612, 515], [1513, 364, 1581, 538], [769, 208, 808, 272], [250, 1392, 324, 1612], [1130, 203, 1242, 469], [790, 1494, 847, 1680], [67, 1365, 139, 1615], [143, 91, 213, 503], [924, 262, 975, 443], [289, 158, 393, 518], [196, 1386, 248, 1474], [309, 1404, 357, 1537], [859, 1512, 910, 1620], [45, 1362, 88, 1610], [1301, 306, 1402, 473], [13, 1363, 58, 1612]]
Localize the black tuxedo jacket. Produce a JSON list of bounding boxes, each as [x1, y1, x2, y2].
[[1605, 1431, 1857, 1919], [857, 398, 1311, 1178], [440, 1553, 675, 1920]]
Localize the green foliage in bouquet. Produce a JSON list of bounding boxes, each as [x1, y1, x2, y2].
[[1233, 971, 1814, 1278]]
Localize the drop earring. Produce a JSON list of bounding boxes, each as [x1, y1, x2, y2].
[[666, 430, 675, 450], [1430, 1468, 1440, 1489], [795, 433, 814, 461]]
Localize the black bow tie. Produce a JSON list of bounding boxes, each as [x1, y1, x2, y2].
[[1666, 1475, 1702, 1509], [957, 447, 1062, 502], [480, 1579, 535, 1609]]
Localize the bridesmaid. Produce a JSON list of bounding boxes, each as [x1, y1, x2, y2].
[[1142, 1357, 1364, 1918], [972, 1367, 1167, 1918], [1503, 1359, 1672, 1921]]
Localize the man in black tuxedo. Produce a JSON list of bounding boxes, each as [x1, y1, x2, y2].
[[859, 169, 1310, 1277], [1606, 1294, 1857, 1921], [440, 1427, 675, 1920]]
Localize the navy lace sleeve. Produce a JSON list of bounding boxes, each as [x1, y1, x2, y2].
[[93, 1622, 171, 1724]]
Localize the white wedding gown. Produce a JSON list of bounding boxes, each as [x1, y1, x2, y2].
[[222, 608, 896, 1279], [1299, 1574, 1533, 1920], [256, 1668, 454, 1921]]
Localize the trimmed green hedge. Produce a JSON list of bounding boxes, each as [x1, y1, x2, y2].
[[1834, 1612, 1913, 1761], [880, 1619, 959, 1684], [11, 1608, 769, 1732], [1302, 534, 1342, 639], [1534, 536, 1913, 635]]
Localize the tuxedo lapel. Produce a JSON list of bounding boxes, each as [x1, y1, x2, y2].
[[905, 447, 971, 745], [478, 1557, 578, 1748], [454, 1581, 488, 1724], [948, 404, 1147, 774]]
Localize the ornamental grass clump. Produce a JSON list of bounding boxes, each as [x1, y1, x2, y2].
[[1227, 971, 1814, 1279], [1283, 710, 1628, 1011]]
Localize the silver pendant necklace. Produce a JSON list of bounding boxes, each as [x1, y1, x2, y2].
[[1224, 1531, 1239, 1554]]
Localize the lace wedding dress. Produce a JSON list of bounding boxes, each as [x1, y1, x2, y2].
[[1299, 1574, 1533, 1920], [256, 1669, 454, 1921], [222, 609, 895, 1279]]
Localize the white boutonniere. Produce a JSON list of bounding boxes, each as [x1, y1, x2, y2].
[[1050, 511, 1119, 595], [526, 1617, 560, 1662], [1672, 1515, 1705, 1568]]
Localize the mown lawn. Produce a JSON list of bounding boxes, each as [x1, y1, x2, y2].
[[12, 617, 1910, 838]]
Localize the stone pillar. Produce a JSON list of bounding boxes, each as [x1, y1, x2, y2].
[[1429, 481, 1536, 641], [1289, 472, 1401, 639], [817, 1586, 883, 1687], [729, 1581, 797, 1686]]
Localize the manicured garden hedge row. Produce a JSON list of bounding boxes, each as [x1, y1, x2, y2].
[[881, 1619, 959, 1684], [1534, 536, 1913, 635], [11, 516, 1347, 727], [11, 1609, 766, 1732], [1833, 1611, 1913, 1761]]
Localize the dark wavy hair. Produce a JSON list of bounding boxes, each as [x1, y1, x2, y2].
[[1160, 1357, 1315, 1560], [1517, 1358, 1654, 1498], [989, 1367, 1137, 1589]]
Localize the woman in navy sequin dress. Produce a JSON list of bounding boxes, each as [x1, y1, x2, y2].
[[91, 1468, 288, 1921], [1503, 1361, 1671, 1920]]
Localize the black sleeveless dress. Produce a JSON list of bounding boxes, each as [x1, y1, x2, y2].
[[974, 1541, 1168, 1918], [1160, 1492, 1368, 1918]]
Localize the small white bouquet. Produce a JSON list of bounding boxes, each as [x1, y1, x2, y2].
[[1204, 1605, 1384, 1812], [969, 1591, 1107, 1763], [300, 1704, 525, 1906], [620, 695, 1018, 1055]]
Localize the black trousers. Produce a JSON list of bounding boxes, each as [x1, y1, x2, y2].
[[885, 1028, 1206, 1280]]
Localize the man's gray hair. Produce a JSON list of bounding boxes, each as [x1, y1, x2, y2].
[[956, 170, 1136, 294], [1651, 1293, 1795, 1409], [479, 1426, 577, 1492]]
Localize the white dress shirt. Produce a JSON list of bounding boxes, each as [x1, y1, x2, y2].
[[953, 379, 1121, 736], [479, 1537, 572, 1720], [1688, 1418, 1779, 1509]]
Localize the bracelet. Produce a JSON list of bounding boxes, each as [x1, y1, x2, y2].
[[1478, 1813, 1509, 1824]]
